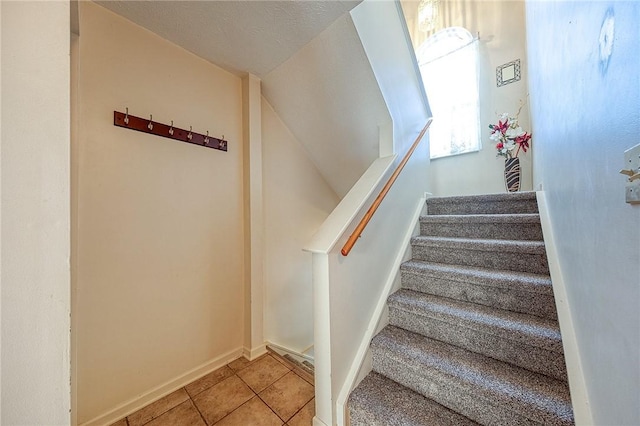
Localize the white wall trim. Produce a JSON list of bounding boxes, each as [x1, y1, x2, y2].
[[79, 348, 244, 426], [266, 341, 314, 362], [334, 195, 426, 426], [536, 191, 593, 425], [243, 343, 268, 361], [313, 416, 330, 426]]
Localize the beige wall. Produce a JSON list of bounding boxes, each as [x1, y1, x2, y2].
[[75, 3, 245, 424], [402, 0, 532, 196], [262, 98, 339, 353], [1, 1, 71, 424]]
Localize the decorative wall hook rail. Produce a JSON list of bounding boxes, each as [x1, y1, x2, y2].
[[113, 109, 228, 152]]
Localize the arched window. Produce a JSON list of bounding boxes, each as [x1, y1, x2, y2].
[[417, 27, 480, 159]]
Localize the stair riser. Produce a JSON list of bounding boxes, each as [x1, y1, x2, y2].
[[411, 245, 550, 275], [373, 349, 572, 426], [427, 200, 539, 215], [401, 271, 558, 320], [389, 308, 568, 381], [420, 222, 543, 241]]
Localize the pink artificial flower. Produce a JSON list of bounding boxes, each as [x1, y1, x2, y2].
[[495, 119, 509, 134], [515, 133, 531, 152]]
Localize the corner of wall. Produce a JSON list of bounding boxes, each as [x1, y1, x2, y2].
[[243, 344, 268, 361], [242, 73, 265, 356]]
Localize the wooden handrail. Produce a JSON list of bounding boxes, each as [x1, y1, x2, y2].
[[341, 119, 432, 256]]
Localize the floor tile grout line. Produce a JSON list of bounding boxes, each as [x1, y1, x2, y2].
[[189, 394, 210, 426], [239, 369, 290, 421], [209, 392, 264, 426], [132, 387, 189, 426], [254, 391, 289, 423], [277, 394, 314, 424], [254, 371, 315, 424]]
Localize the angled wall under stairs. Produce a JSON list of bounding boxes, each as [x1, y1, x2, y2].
[[349, 192, 574, 425]]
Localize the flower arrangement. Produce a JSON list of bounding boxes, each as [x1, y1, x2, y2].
[[489, 111, 531, 159]]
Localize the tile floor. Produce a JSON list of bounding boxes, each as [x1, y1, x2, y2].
[[110, 353, 315, 426]]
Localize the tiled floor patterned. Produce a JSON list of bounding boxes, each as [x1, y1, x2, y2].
[[110, 353, 315, 426]]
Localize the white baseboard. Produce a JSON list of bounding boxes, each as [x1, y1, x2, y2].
[[536, 191, 593, 425], [266, 341, 314, 362], [313, 415, 330, 426], [79, 347, 244, 426], [244, 343, 268, 361], [334, 195, 426, 426]]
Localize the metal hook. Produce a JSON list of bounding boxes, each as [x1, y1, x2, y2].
[[187, 126, 193, 141], [204, 131, 209, 146], [147, 114, 153, 131], [124, 107, 130, 125], [169, 120, 174, 136], [219, 140, 227, 150]]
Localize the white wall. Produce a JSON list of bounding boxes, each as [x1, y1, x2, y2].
[[402, 0, 532, 196], [75, 3, 245, 423], [527, 1, 639, 424], [306, 2, 432, 424], [1, 1, 71, 424], [262, 14, 391, 199], [262, 98, 339, 354]]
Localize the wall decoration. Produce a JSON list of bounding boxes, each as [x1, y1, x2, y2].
[[496, 59, 521, 87]]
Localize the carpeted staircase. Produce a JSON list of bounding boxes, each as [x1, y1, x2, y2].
[[348, 192, 574, 426]]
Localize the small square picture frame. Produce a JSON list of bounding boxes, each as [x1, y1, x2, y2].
[[496, 59, 521, 87]]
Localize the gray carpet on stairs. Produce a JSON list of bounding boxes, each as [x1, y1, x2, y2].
[[348, 192, 574, 425]]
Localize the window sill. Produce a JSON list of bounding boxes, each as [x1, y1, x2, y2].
[[430, 147, 481, 160]]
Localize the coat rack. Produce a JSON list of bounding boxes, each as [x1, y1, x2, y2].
[[113, 109, 227, 152]]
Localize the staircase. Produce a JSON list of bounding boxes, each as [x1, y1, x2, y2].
[[348, 192, 574, 426]]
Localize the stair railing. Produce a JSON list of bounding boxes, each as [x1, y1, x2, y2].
[[341, 118, 432, 256]]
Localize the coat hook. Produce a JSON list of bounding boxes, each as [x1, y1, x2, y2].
[[187, 126, 193, 141], [204, 131, 209, 146], [169, 120, 174, 136], [219, 140, 227, 150], [147, 114, 153, 131], [124, 107, 130, 125]]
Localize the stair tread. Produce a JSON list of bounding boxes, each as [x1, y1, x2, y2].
[[412, 235, 546, 254], [426, 192, 539, 215], [401, 260, 553, 295], [420, 213, 541, 223], [428, 192, 537, 203], [349, 371, 480, 426], [372, 326, 574, 425], [388, 289, 563, 353]]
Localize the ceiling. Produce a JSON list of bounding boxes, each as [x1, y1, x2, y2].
[[94, 0, 362, 77]]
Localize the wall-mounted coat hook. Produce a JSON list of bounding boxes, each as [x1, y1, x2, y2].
[[113, 110, 228, 152]]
